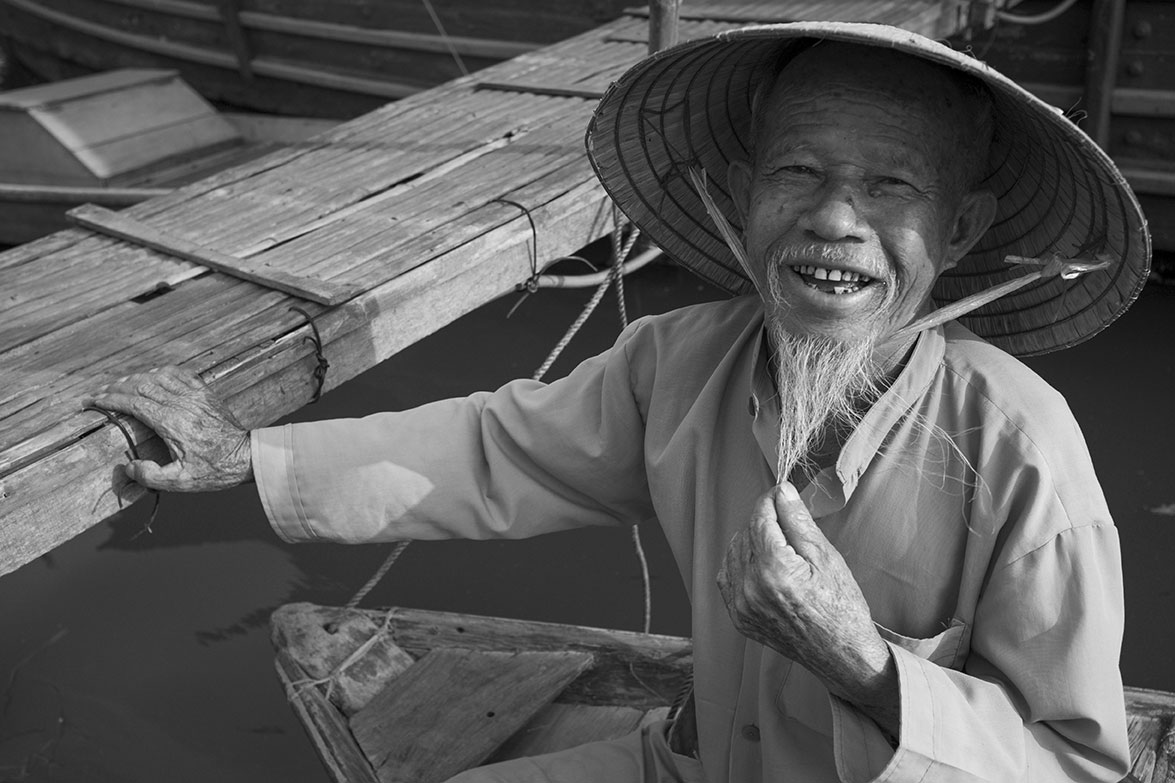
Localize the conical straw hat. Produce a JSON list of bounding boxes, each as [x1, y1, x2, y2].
[[586, 22, 1151, 356]]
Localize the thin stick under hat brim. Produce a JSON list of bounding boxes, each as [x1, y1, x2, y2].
[[586, 22, 1151, 357]]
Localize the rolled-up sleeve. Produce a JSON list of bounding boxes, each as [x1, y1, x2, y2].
[[253, 320, 656, 544]]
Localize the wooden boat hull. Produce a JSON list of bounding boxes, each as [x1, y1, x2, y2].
[[272, 603, 1175, 783], [948, 0, 1175, 253], [0, 0, 633, 118], [271, 603, 692, 783]]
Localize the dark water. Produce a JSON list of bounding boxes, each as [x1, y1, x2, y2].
[[0, 264, 1171, 782]]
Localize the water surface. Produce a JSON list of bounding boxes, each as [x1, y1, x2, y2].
[[1, 266, 1171, 782]]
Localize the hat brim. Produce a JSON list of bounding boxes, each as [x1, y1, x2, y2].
[[586, 22, 1151, 356]]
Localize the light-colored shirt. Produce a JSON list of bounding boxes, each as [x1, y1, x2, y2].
[[253, 295, 1129, 783]]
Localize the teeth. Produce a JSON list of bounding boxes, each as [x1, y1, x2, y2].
[[789, 265, 871, 284]]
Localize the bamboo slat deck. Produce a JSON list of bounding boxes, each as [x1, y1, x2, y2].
[[0, 1, 1004, 577]]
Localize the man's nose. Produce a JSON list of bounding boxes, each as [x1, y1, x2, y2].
[[797, 182, 864, 241]]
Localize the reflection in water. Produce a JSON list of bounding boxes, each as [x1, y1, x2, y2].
[[0, 266, 1171, 782]]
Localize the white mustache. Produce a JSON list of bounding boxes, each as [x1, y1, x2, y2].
[[767, 243, 885, 278]]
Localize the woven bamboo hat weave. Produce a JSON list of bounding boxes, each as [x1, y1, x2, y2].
[[586, 23, 1151, 356]]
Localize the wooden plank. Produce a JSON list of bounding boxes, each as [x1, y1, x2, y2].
[[66, 204, 363, 305], [0, 183, 170, 204], [382, 607, 691, 708], [350, 648, 594, 783], [0, 68, 179, 109], [275, 651, 381, 783], [72, 116, 242, 180], [31, 73, 235, 154], [490, 703, 645, 761], [477, 82, 606, 100]]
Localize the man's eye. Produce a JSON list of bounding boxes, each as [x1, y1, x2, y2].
[[877, 176, 914, 189], [777, 165, 817, 177]]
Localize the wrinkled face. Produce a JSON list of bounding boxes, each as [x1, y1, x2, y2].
[[728, 43, 996, 354]]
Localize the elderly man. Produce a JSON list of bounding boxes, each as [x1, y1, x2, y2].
[[89, 22, 1149, 783]]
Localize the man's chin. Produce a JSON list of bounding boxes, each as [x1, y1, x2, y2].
[[764, 309, 880, 350]]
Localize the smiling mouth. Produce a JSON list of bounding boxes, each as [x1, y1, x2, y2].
[[790, 264, 875, 295]]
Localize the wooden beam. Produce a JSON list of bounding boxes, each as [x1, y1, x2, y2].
[[67, 204, 364, 305], [1084, 0, 1128, 147], [0, 183, 169, 204], [647, 0, 681, 54], [218, 0, 255, 80]]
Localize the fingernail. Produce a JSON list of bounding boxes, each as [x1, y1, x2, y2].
[[777, 482, 800, 502]]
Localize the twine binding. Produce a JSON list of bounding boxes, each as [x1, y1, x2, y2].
[[83, 404, 161, 537], [289, 306, 330, 402]]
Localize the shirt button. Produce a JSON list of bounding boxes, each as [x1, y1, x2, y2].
[[741, 724, 761, 742], [747, 395, 759, 417]]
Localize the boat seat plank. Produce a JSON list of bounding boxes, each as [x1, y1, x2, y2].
[[350, 648, 595, 783], [489, 702, 646, 762], [67, 204, 363, 304]]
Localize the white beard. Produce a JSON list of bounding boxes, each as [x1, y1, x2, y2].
[[765, 264, 888, 483]]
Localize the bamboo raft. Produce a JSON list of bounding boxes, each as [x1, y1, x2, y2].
[[0, 0, 995, 578], [273, 603, 1175, 783]]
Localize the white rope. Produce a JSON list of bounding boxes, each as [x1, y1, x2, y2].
[[531, 226, 641, 381], [996, 0, 1080, 25], [346, 540, 412, 609], [531, 218, 654, 634]]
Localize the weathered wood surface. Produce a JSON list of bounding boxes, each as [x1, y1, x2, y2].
[[271, 603, 694, 710], [272, 602, 417, 716], [350, 648, 594, 783], [271, 604, 688, 783], [1125, 687, 1175, 783], [0, 4, 1004, 578]]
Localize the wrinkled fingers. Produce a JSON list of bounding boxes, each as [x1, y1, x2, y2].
[[85, 390, 169, 430]]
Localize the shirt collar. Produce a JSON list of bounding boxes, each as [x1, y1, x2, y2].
[[744, 322, 946, 517]]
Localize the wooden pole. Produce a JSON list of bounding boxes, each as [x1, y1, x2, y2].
[[1084, 0, 1127, 148], [648, 0, 681, 55]]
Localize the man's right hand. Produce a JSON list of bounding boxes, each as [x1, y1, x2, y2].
[[83, 366, 253, 492]]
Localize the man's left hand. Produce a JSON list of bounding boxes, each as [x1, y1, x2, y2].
[[717, 483, 897, 717]]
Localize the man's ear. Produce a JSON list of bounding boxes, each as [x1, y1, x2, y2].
[[727, 159, 753, 224], [943, 189, 998, 270]]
